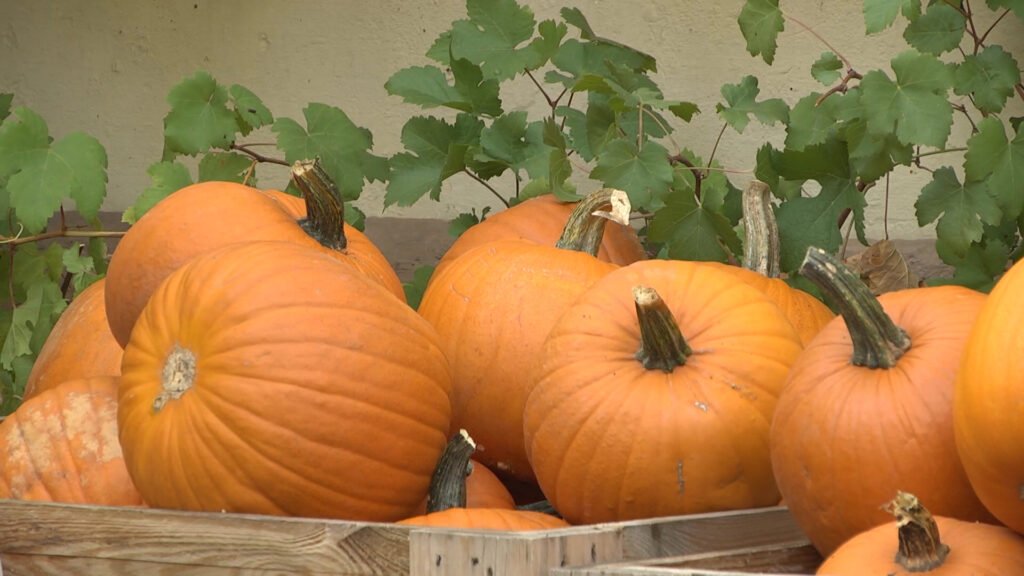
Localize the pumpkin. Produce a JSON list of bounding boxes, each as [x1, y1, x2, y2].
[[417, 189, 630, 482], [0, 376, 144, 506], [105, 160, 403, 347], [523, 260, 803, 525], [704, 181, 833, 346], [399, 431, 569, 531], [771, 247, 995, 556], [117, 241, 452, 521], [817, 492, 1024, 575], [24, 279, 123, 400], [954, 257, 1024, 533], [431, 193, 646, 282]]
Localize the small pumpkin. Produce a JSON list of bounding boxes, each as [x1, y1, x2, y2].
[[523, 260, 802, 525], [118, 241, 452, 521], [0, 376, 144, 506], [817, 492, 1024, 575], [954, 257, 1024, 533], [24, 279, 123, 400], [771, 247, 995, 556]]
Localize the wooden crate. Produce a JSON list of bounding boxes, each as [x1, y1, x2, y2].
[[551, 541, 821, 575], [0, 500, 812, 575]]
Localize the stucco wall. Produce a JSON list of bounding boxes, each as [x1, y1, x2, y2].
[[4, 1, 1022, 240]]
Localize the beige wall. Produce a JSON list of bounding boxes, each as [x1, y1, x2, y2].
[[4, 1, 1022, 240]]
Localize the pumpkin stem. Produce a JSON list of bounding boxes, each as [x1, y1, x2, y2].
[[741, 180, 781, 278], [290, 158, 347, 251], [799, 247, 910, 368], [884, 491, 950, 571], [633, 286, 691, 372], [425, 429, 477, 514], [555, 188, 632, 256], [154, 344, 197, 412]]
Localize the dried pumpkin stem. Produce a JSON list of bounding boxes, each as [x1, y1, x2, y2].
[[426, 429, 477, 513], [555, 188, 632, 255], [884, 491, 950, 571], [800, 247, 910, 368], [290, 158, 347, 251], [633, 286, 691, 372], [741, 180, 780, 278]]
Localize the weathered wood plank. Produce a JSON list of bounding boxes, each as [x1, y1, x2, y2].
[[0, 500, 408, 574], [0, 553, 312, 576]]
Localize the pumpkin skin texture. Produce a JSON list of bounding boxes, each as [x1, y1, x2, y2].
[[431, 194, 646, 282], [398, 508, 569, 531], [24, 279, 123, 400], [117, 241, 452, 521], [0, 376, 144, 506], [771, 286, 995, 556], [466, 461, 517, 510], [523, 259, 803, 525], [954, 258, 1024, 533]]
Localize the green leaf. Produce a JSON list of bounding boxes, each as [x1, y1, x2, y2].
[[403, 265, 436, 311], [524, 19, 568, 70], [0, 107, 50, 183], [916, 166, 1001, 257], [62, 244, 100, 295], [385, 116, 466, 207], [1012, 117, 1024, 132], [953, 45, 1021, 114], [755, 144, 805, 201], [668, 102, 700, 122], [845, 118, 914, 181], [985, 0, 1024, 21], [7, 131, 108, 232], [648, 163, 741, 262], [785, 93, 838, 150], [1, 280, 66, 370], [738, 0, 784, 65], [229, 84, 273, 135], [932, 236, 1009, 291], [560, 7, 596, 38], [549, 38, 656, 88], [811, 52, 843, 85], [864, 0, 922, 33], [88, 236, 109, 277], [163, 71, 239, 157], [450, 0, 537, 80], [0, 94, 11, 122], [964, 117, 1024, 219], [385, 58, 503, 117], [860, 50, 954, 148], [449, 212, 481, 238], [717, 76, 789, 133], [122, 161, 193, 224], [344, 203, 366, 231], [273, 103, 388, 201], [198, 152, 254, 183], [903, 3, 965, 54], [590, 139, 673, 209]]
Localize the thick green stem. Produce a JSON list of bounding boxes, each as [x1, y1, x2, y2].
[[290, 159, 347, 251], [555, 188, 632, 256], [426, 430, 476, 514], [633, 286, 691, 372], [741, 180, 780, 277], [799, 247, 910, 368], [884, 492, 950, 572]]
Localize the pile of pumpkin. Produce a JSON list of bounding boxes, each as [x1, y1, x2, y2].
[[2, 159, 1023, 574]]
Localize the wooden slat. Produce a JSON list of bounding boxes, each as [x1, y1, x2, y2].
[[553, 541, 819, 575], [0, 500, 408, 574], [0, 553, 308, 576]]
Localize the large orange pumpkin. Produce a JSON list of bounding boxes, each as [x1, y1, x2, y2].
[[117, 241, 452, 521], [417, 189, 629, 482], [954, 257, 1024, 533], [523, 260, 802, 525], [771, 247, 995, 556], [24, 279, 123, 399], [105, 161, 403, 347], [0, 376, 144, 506]]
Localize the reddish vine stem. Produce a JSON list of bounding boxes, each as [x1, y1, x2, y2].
[[836, 180, 875, 229], [705, 122, 729, 177], [230, 143, 290, 166], [463, 169, 510, 208], [784, 11, 853, 69], [668, 154, 703, 200], [979, 9, 1012, 45], [815, 69, 863, 106]]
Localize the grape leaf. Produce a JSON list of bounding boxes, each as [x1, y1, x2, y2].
[[845, 118, 914, 181], [385, 116, 468, 207], [0, 281, 66, 370], [449, 0, 537, 80], [403, 264, 436, 311], [543, 118, 577, 201], [524, 19, 568, 70], [864, 0, 922, 33], [558, 7, 656, 71], [932, 236, 1009, 291], [12, 244, 64, 297], [0, 107, 49, 183], [985, 0, 1024, 20], [198, 152, 254, 183], [916, 166, 1002, 257], [903, 3, 965, 54], [7, 131, 108, 233], [860, 50, 954, 148], [229, 84, 273, 135], [163, 71, 239, 157], [755, 144, 805, 201], [590, 139, 673, 209], [88, 236, 108, 276], [964, 117, 1024, 219], [448, 207, 491, 238], [738, 0, 784, 65], [273, 103, 388, 201], [63, 244, 101, 295], [811, 52, 843, 85], [717, 76, 789, 133], [477, 113, 551, 178], [344, 203, 366, 231], [0, 94, 11, 122], [785, 93, 842, 150], [648, 184, 737, 262], [953, 45, 1021, 114], [549, 38, 656, 88], [122, 161, 192, 224]]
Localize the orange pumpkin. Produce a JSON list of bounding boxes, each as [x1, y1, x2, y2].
[[771, 247, 995, 556], [523, 260, 802, 524], [818, 492, 1024, 575], [105, 161, 403, 347], [24, 279, 123, 399], [118, 241, 452, 520], [0, 376, 144, 506], [954, 257, 1024, 533], [417, 189, 629, 482]]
